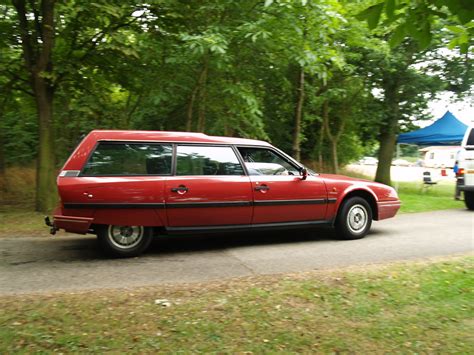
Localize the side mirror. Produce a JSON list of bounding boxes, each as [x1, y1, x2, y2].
[[300, 168, 308, 180]]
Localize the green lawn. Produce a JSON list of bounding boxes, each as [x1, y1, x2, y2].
[[1, 256, 472, 353], [0, 210, 50, 236], [340, 168, 464, 213], [397, 181, 464, 213]]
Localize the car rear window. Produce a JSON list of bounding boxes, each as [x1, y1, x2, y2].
[[82, 142, 173, 176], [176, 145, 244, 176]]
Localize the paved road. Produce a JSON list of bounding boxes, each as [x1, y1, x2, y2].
[[0, 209, 472, 295]]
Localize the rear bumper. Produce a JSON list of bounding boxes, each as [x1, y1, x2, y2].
[[53, 214, 93, 234], [377, 200, 401, 220]]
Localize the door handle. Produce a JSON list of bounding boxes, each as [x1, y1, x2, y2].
[[254, 185, 270, 192], [171, 185, 189, 193]]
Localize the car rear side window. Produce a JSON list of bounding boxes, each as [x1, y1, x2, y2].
[[82, 142, 173, 176], [176, 145, 244, 176]]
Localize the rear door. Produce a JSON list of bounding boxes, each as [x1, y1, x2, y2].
[[164, 145, 253, 228], [237, 147, 328, 224]]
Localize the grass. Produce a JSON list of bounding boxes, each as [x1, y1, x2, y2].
[[340, 168, 464, 213], [397, 181, 464, 213], [0, 256, 472, 353], [0, 211, 51, 236]]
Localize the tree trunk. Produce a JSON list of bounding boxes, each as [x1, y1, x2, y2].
[[375, 129, 396, 185], [13, 0, 57, 212], [197, 59, 208, 133], [0, 103, 5, 178], [34, 76, 57, 212], [186, 56, 209, 132], [322, 100, 343, 174], [317, 122, 324, 170], [0, 112, 5, 196], [197, 88, 207, 132], [323, 106, 339, 174], [185, 84, 199, 132], [292, 67, 305, 161], [331, 139, 339, 174], [0, 130, 4, 176], [375, 77, 399, 186]]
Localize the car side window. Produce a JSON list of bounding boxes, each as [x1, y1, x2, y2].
[[238, 147, 300, 176], [176, 145, 244, 176], [82, 142, 172, 176]]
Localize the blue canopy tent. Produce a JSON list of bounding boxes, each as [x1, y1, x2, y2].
[[394, 111, 468, 191], [397, 111, 468, 146]]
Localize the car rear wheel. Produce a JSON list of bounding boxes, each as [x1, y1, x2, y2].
[[464, 191, 474, 210], [335, 197, 372, 240], [97, 225, 153, 257]]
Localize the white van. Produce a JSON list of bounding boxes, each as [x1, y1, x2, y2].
[[460, 126, 474, 210]]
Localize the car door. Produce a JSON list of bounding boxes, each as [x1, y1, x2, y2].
[[237, 146, 328, 224], [164, 145, 253, 228]]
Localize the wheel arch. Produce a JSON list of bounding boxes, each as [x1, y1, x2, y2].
[[336, 188, 378, 221]]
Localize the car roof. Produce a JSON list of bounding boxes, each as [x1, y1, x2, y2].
[[88, 130, 271, 147]]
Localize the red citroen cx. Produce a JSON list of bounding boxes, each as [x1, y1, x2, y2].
[[46, 130, 401, 257]]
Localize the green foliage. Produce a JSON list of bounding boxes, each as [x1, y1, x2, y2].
[[358, 0, 474, 52], [0, 0, 471, 192]]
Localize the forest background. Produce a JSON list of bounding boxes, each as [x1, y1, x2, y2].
[[0, 0, 472, 212]]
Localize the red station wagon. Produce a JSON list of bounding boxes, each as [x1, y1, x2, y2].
[[47, 130, 401, 257]]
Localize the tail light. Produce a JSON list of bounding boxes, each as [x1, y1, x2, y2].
[[458, 168, 465, 175]]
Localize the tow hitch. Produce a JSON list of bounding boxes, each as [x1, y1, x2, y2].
[[44, 216, 58, 235]]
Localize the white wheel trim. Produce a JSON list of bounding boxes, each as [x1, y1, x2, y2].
[[107, 225, 144, 250], [347, 204, 368, 234]]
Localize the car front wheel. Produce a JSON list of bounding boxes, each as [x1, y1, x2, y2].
[[335, 197, 372, 240], [464, 191, 474, 210], [97, 225, 153, 257]]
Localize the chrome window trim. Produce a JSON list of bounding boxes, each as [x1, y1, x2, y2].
[[59, 170, 81, 177]]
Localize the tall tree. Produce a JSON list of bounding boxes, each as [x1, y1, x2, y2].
[[5, 0, 147, 210], [12, 0, 56, 211], [369, 42, 445, 185]]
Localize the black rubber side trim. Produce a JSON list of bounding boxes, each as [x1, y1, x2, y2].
[[165, 219, 332, 234], [65, 198, 336, 210], [64, 203, 166, 209], [254, 199, 326, 206], [167, 201, 251, 208]]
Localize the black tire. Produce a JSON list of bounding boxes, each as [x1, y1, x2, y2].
[[97, 225, 153, 258], [335, 196, 372, 240], [464, 191, 474, 211]]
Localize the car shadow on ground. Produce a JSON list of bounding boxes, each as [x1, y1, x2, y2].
[[52, 227, 341, 262], [146, 227, 337, 256], [4, 225, 393, 264], [145, 223, 397, 257]]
